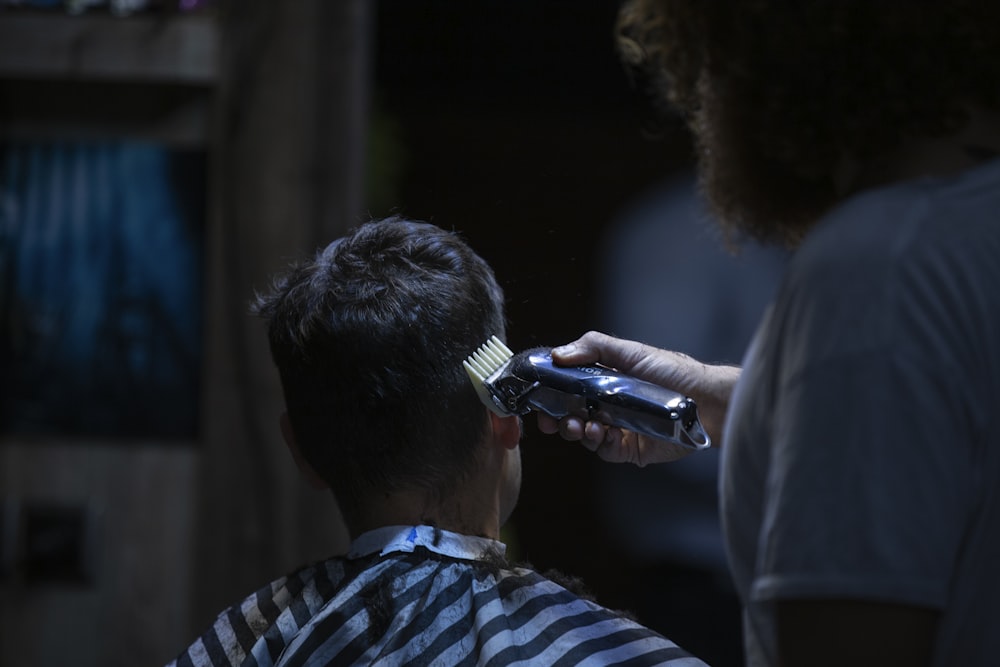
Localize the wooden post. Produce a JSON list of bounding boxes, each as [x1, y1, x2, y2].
[[194, 0, 369, 630]]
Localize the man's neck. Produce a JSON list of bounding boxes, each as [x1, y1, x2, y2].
[[344, 423, 521, 544], [349, 486, 502, 542]]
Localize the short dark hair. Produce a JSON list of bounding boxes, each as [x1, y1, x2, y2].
[[617, 0, 1000, 245], [253, 217, 507, 525]]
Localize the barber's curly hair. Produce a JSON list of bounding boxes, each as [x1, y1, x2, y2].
[[617, 0, 1000, 245]]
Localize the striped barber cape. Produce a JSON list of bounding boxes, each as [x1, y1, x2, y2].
[[167, 525, 707, 667]]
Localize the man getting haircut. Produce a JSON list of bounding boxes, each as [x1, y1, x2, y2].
[[167, 217, 706, 667]]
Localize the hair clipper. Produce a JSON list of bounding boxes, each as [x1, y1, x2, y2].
[[463, 336, 711, 450]]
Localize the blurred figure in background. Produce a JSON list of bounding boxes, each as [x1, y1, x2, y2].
[[595, 171, 786, 666]]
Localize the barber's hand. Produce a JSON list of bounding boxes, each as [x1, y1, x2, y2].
[[535, 331, 740, 465]]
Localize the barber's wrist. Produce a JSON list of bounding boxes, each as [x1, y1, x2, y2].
[[693, 363, 740, 448]]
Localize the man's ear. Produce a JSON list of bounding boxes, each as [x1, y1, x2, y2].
[[280, 412, 329, 490], [489, 411, 522, 451]]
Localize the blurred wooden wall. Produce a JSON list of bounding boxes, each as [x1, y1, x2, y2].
[[192, 0, 365, 633], [0, 1, 365, 664]]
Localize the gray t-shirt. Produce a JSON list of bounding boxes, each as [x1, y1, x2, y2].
[[721, 158, 1000, 666]]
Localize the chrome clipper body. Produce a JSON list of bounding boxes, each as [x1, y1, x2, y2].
[[464, 337, 711, 450]]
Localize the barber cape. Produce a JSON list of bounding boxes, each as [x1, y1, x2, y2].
[[168, 525, 706, 666]]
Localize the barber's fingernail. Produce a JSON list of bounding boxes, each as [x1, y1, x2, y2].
[[553, 343, 576, 356]]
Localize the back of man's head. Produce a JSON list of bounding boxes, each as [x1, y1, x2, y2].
[[253, 217, 507, 525]]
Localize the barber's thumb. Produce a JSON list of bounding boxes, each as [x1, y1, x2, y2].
[[551, 342, 578, 360], [552, 341, 581, 365], [551, 339, 595, 365]]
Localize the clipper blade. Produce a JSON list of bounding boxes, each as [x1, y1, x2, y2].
[[463, 335, 514, 416]]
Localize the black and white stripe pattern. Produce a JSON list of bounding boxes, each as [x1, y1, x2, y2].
[[167, 526, 706, 667]]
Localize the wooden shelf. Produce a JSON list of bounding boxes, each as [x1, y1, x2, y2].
[[0, 11, 219, 84], [0, 11, 220, 145]]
